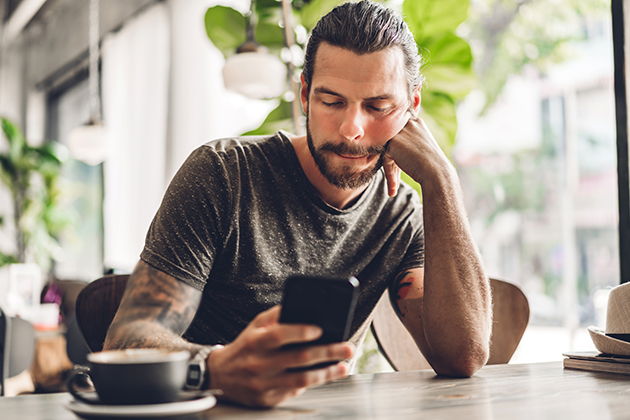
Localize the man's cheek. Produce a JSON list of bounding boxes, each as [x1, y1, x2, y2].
[[385, 114, 410, 140]]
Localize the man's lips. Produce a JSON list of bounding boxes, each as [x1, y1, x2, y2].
[[336, 153, 370, 160]]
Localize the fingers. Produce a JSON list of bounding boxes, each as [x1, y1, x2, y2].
[[238, 362, 350, 408], [383, 154, 401, 197], [274, 342, 355, 370], [254, 323, 323, 350], [274, 360, 350, 390], [251, 305, 340, 351], [236, 307, 325, 354]]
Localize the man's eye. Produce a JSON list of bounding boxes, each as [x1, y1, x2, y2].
[[323, 101, 342, 107], [369, 105, 388, 112]]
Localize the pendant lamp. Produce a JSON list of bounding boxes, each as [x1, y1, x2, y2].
[[68, 0, 108, 166], [222, 1, 287, 100]]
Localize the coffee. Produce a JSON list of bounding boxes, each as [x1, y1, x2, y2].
[[67, 349, 190, 405]]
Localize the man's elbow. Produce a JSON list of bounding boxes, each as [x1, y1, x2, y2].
[[431, 344, 489, 377]]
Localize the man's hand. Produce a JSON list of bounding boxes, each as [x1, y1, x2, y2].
[[383, 116, 455, 197], [207, 306, 354, 408]]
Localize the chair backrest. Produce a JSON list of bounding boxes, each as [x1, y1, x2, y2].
[[75, 274, 130, 352], [0, 307, 36, 396], [371, 277, 530, 371]]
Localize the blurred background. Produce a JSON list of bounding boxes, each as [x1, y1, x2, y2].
[[0, 0, 619, 380]]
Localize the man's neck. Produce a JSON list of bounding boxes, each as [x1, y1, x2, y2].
[[290, 135, 369, 210]]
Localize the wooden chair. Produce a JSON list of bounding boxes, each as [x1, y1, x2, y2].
[[0, 307, 35, 396], [371, 277, 530, 371], [75, 274, 130, 352]]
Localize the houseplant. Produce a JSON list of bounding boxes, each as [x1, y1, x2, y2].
[[0, 116, 73, 271]]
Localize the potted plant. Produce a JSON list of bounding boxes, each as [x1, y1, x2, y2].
[[0, 116, 74, 318]]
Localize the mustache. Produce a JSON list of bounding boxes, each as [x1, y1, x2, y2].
[[319, 141, 387, 157]]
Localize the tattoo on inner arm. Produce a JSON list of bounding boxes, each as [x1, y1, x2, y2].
[[391, 270, 414, 319], [105, 261, 202, 351]]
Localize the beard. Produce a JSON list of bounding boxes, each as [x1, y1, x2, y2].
[[306, 115, 386, 190]]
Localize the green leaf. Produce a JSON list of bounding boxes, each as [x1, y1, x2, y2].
[[296, 0, 346, 31], [2, 117, 26, 162], [256, 0, 284, 12], [419, 92, 458, 156], [238, 1, 289, 53], [204, 6, 247, 58], [423, 63, 477, 100], [255, 21, 286, 51], [421, 32, 472, 67], [242, 100, 294, 136], [0, 252, 18, 268], [404, 0, 469, 41], [401, 171, 422, 199]]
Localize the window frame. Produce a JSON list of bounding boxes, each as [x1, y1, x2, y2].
[[612, 0, 630, 285]]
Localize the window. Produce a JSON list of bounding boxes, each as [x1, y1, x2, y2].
[[47, 75, 104, 281], [456, 0, 616, 361]]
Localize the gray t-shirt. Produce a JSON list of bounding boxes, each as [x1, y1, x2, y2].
[[140, 131, 424, 347]]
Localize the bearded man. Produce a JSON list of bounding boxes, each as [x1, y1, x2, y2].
[[104, 0, 492, 408]]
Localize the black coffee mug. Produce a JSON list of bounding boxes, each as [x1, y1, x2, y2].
[[66, 349, 190, 405]]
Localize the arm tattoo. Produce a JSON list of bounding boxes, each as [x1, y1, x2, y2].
[[104, 261, 204, 353], [390, 270, 413, 319]]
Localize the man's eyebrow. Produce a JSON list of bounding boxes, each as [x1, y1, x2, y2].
[[313, 87, 397, 102], [313, 87, 344, 98], [365, 94, 396, 101]]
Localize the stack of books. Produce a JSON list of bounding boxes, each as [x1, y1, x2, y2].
[[563, 351, 630, 375]]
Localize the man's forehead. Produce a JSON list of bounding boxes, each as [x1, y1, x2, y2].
[[309, 43, 407, 98]]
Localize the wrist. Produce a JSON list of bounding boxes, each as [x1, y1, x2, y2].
[[204, 344, 225, 391], [185, 344, 224, 391], [417, 164, 459, 197]]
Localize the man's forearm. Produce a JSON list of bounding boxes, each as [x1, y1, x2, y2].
[[421, 170, 492, 376]]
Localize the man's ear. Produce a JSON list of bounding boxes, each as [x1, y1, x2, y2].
[[300, 73, 309, 115], [412, 85, 421, 114]]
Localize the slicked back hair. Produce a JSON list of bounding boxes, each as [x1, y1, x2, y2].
[[302, 1, 424, 102]]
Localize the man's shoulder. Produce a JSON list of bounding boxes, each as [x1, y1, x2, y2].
[[199, 131, 289, 155], [176, 131, 296, 189]]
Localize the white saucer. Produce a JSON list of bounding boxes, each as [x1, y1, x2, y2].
[[65, 394, 216, 418]]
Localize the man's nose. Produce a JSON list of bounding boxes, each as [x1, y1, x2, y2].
[[339, 106, 365, 141]]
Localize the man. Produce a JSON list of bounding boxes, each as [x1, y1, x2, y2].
[[104, 0, 492, 408]]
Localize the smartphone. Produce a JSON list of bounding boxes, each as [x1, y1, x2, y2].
[[279, 275, 360, 347]]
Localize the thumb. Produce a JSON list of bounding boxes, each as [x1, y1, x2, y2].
[[250, 305, 282, 328]]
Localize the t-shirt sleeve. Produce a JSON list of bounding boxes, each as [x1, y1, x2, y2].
[[396, 199, 425, 275], [398, 223, 424, 273], [140, 145, 233, 291]]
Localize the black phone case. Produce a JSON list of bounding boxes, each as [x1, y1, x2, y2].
[[279, 275, 359, 346]]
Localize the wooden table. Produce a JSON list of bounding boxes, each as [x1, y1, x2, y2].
[[2, 362, 630, 419]]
